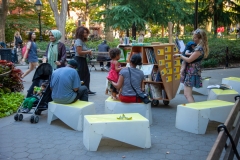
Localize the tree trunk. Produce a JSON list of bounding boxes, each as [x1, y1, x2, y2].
[[84, 0, 90, 28], [132, 23, 136, 40], [161, 25, 164, 38], [126, 29, 129, 37], [0, 0, 8, 42], [49, 0, 68, 42]]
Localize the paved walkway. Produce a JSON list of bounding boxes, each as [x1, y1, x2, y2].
[[0, 65, 240, 160]]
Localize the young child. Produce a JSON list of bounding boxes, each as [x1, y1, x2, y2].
[[21, 81, 48, 113], [180, 41, 196, 81], [107, 48, 123, 100]]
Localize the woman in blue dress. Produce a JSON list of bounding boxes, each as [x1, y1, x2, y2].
[[22, 32, 39, 78], [174, 29, 209, 102]]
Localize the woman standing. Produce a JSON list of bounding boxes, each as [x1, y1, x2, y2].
[[21, 32, 38, 78], [174, 29, 209, 103], [42, 30, 66, 69], [74, 26, 96, 94], [14, 31, 23, 49]]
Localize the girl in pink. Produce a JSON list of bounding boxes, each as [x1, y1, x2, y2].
[[107, 48, 122, 100]]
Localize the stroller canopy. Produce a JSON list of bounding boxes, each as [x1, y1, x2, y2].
[[32, 63, 53, 81]]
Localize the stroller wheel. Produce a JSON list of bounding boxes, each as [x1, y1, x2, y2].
[[30, 115, 34, 123], [14, 114, 19, 121], [18, 114, 23, 121], [34, 116, 39, 123]]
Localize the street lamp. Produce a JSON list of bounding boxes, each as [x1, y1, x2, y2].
[[35, 0, 43, 41]]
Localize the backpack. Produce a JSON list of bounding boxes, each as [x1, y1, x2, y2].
[[21, 42, 32, 58]]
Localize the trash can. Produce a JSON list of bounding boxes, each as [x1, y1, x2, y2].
[[0, 49, 12, 61]]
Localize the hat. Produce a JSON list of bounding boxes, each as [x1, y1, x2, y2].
[[130, 54, 142, 66], [68, 60, 78, 68], [186, 41, 196, 47]]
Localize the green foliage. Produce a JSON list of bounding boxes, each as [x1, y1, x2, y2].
[[201, 59, 219, 68], [36, 41, 49, 51], [0, 60, 24, 92], [0, 90, 24, 118]]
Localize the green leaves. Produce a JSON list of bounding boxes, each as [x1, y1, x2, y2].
[[0, 91, 24, 118]]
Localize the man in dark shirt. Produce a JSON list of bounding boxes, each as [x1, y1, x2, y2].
[[97, 40, 110, 71]]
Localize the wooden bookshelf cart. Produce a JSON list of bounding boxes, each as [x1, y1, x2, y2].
[[128, 43, 181, 106]]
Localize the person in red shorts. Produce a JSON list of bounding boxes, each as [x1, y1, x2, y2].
[[111, 54, 144, 103]]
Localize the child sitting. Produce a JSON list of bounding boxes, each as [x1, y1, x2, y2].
[[21, 82, 48, 113], [180, 41, 196, 81], [107, 48, 123, 100]]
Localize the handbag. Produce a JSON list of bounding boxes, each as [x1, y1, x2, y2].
[[128, 67, 151, 104]]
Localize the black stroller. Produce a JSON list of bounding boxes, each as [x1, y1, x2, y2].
[[14, 63, 53, 123]]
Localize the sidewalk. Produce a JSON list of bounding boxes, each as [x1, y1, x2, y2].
[[0, 66, 240, 160]]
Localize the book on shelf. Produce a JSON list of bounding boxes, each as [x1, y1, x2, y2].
[[145, 48, 157, 64], [149, 84, 162, 99]]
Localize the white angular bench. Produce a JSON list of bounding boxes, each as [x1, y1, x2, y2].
[[222, 77, 240, 94], [48, 100, 95, 131], [105, 97, 152, 125], [83, 113, 151, 151], [207, 89, 239, 103], [177, 78, 210, 95], [175, 100, 234, 134]]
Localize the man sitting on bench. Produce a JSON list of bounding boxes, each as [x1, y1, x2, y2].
[[50, 60, 88, 104], [97, 40, 111, 71]]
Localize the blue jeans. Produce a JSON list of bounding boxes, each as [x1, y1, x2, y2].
[[73, 85, 88, 102]]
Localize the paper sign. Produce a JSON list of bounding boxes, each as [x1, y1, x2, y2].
[[174, 60, 181, 66], [165, 54, 171, 60], [140, 64, 154, 75], [175, 74, 180, 80], [167, 68, 172, 74], [165, 62, 172, 68], [159, 60, 165, 66], [165, 46, 172, 53], [174, 67, 180, 73], [161, 68, 167, 76], [178, 40, 185, 53], [173, 47, 178, 53], [166, 76, 172, 82], [157, 49, 164, 56]]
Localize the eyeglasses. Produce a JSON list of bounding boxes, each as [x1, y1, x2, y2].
[[49, 35, 54, 37]]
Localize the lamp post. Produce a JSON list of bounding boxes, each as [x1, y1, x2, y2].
[[35, 0, 43, 41]]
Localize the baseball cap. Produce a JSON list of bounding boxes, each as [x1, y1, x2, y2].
[[68, 60, 78, 68]]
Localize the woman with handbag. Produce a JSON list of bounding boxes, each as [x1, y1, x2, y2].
[[42, 30, 67, 70], [21, 32, 38, 78], [111, 54, 147, 103]]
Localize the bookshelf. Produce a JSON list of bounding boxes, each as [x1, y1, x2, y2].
[[128, 43, 181, 106]]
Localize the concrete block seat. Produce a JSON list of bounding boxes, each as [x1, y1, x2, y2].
[[83, 113, 151, 151], [222, 77, 240, 94], [175, 100, 234, 134], [48, 100, 95, 131], [207, 89, 239, 103], [105, 96, 152, 125], [177, 78, 210, 95]]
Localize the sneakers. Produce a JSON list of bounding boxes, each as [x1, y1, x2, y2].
[[100, 65, 104, 71], [88, 91, 96, 95], [21, 108, 29, 113]]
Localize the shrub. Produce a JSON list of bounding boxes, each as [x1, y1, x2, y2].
[[0, 89, 24, 118], [0, 60, 24, 92]]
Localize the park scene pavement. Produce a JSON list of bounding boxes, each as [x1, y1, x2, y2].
[[0, 65, 240, 160]]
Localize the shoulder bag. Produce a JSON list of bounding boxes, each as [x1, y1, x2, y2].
[[128, 67, 151, 104]]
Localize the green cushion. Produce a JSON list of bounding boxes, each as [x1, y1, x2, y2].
[[225, 77, 240, 82], [212, 89, 238, 95], [85, 113, 146, 123], [180, 100, 234, 109], [49, 101, 94, 108]]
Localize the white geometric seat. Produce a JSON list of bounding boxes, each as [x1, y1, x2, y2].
[[83, 113, 151, 151], [207, 89, 239, 103], [47, 100, 95, 131], [105, 97, 152, 125], [175, 100, 234, 134], [222, 77, 240, 94]]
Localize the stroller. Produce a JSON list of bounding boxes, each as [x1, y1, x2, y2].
[[14, 63, 53, 123]]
